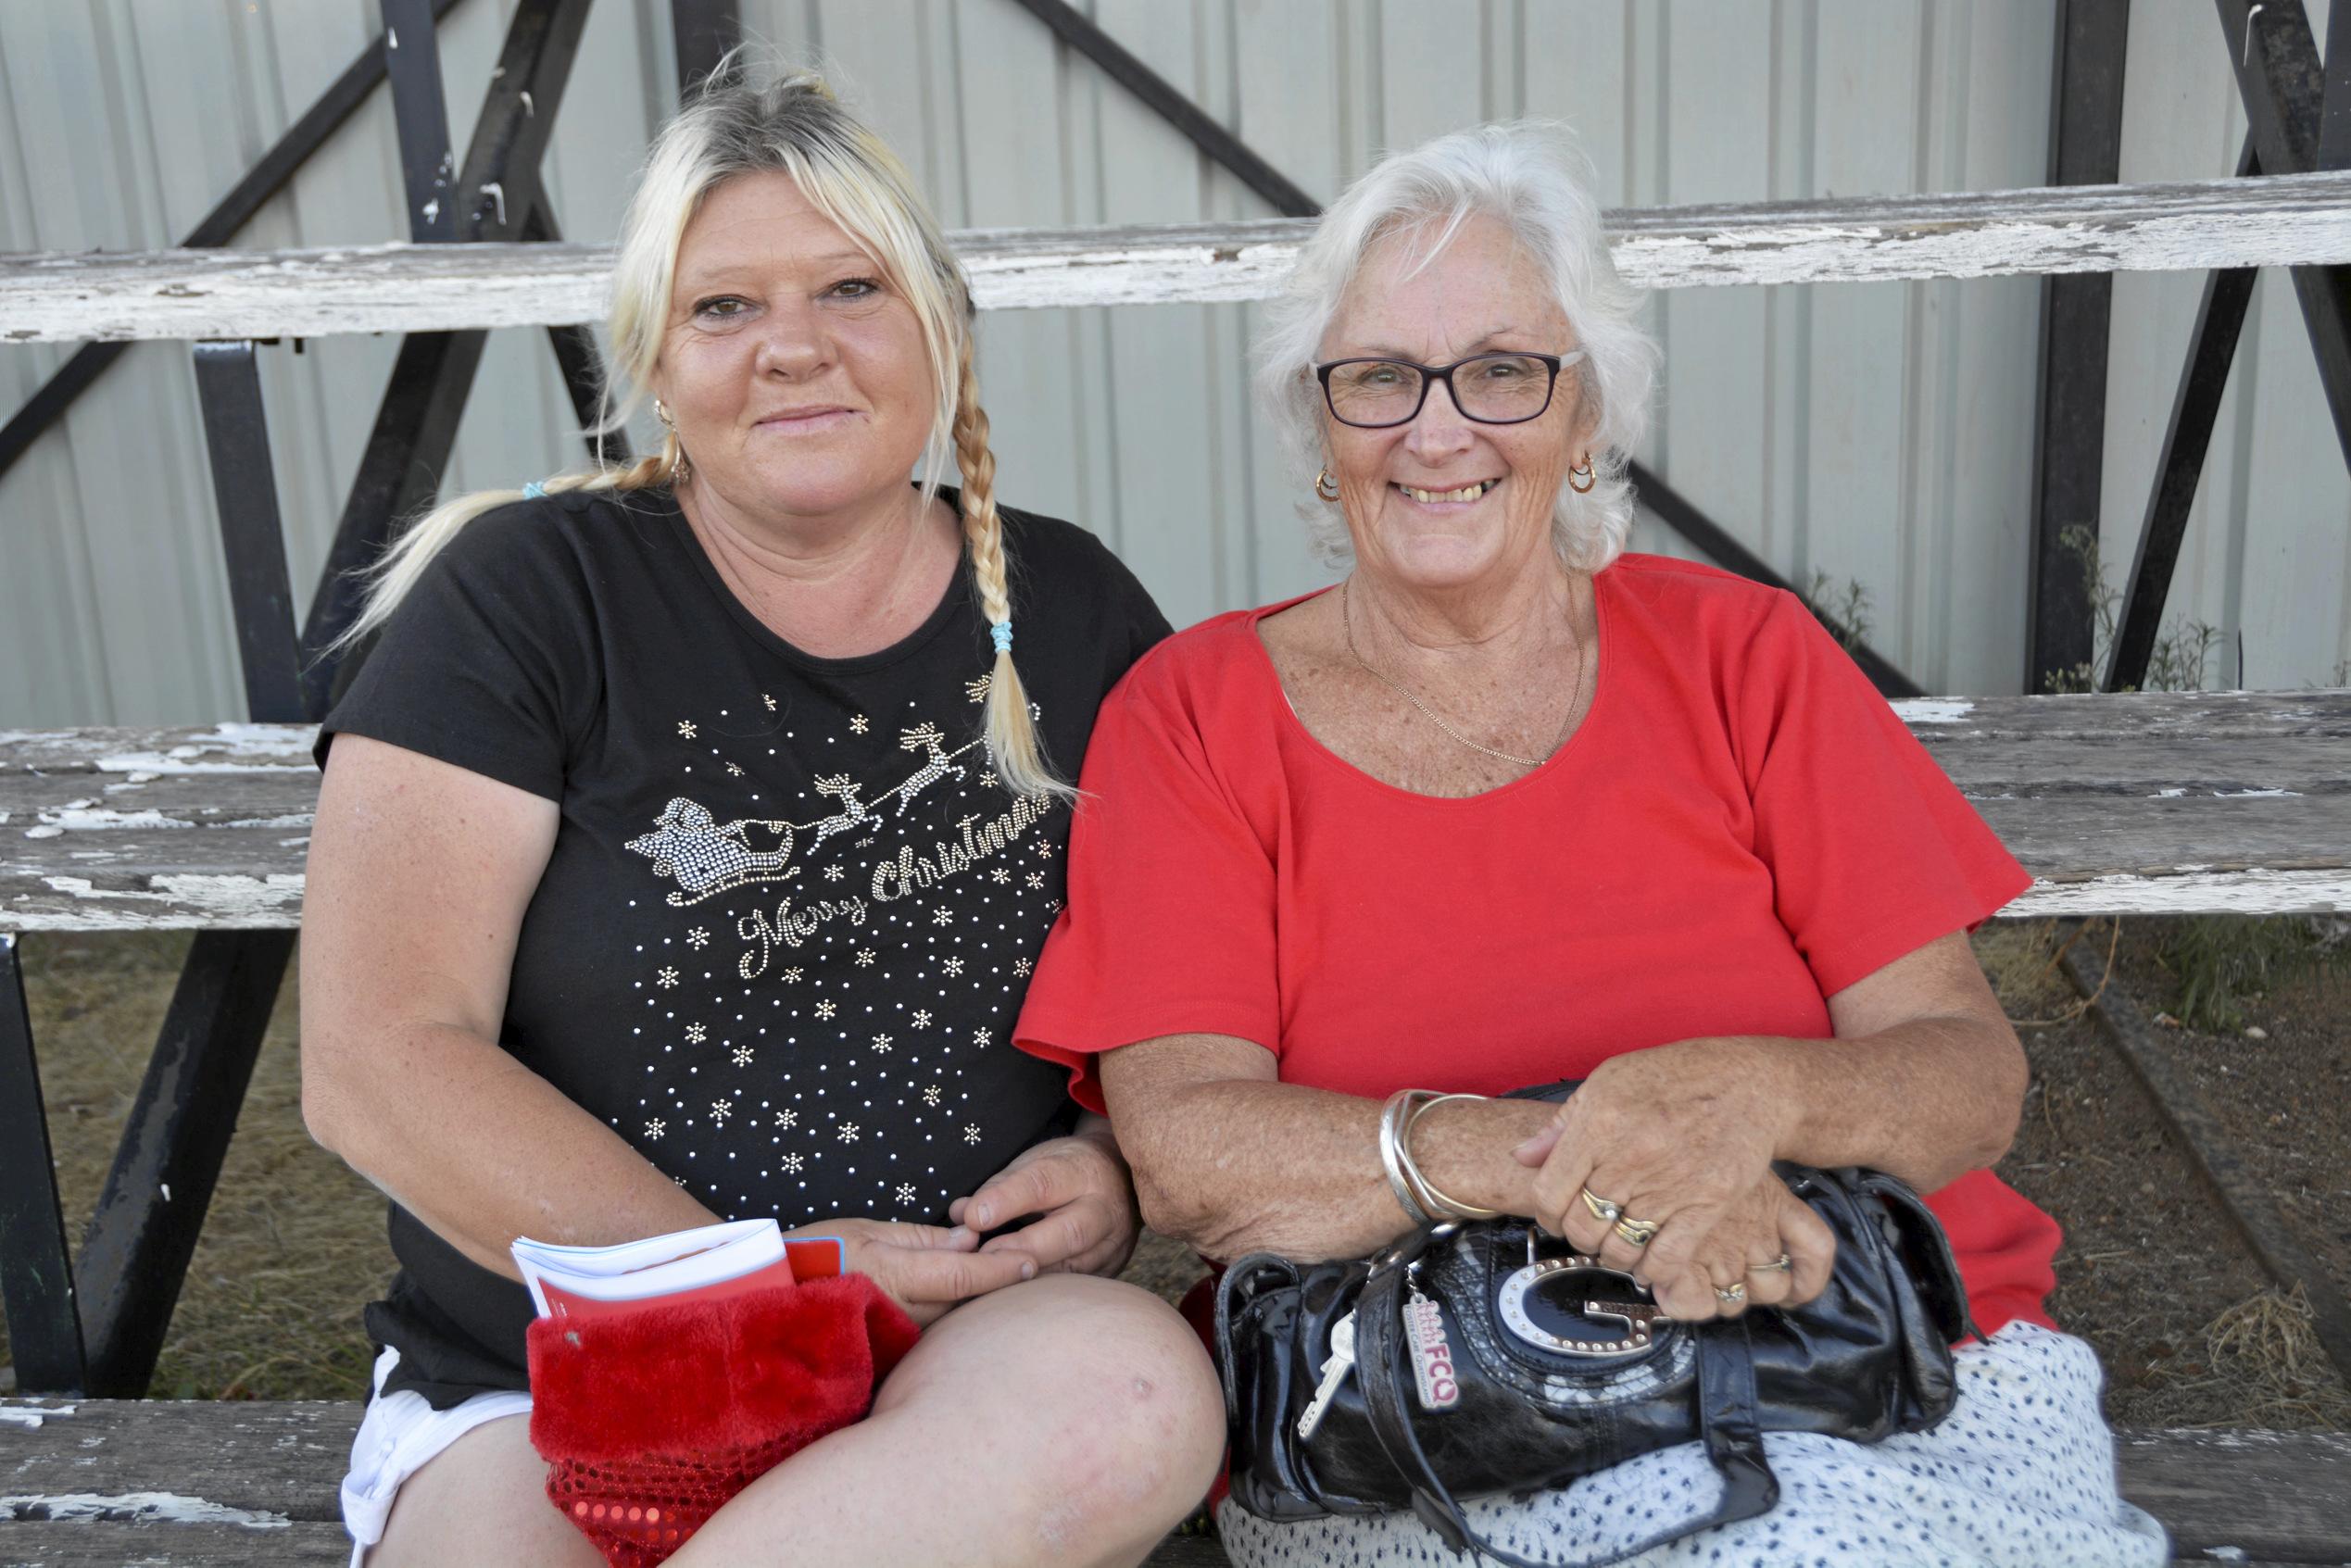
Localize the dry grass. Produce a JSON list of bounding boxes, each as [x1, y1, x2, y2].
[[0, 934, 390, 1400], [2141, 1286, 2351, 1429]]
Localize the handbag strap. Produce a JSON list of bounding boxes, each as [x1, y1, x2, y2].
[[1351, 1258, 1779, 1568]]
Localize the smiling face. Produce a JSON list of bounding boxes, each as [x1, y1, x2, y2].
[[1318, 213, 1592, 594], [654, 169, 940, 523]]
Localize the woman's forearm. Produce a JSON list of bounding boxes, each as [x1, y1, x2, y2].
[[1109, 1040, 1553, 1261], [1734, 1018, 2026, 1191], [305, 1020, 717, 1280]]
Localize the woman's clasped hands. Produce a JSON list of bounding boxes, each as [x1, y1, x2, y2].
[[1509, 1041, 1837, 1324], [806, 1126, 1138, 1328]]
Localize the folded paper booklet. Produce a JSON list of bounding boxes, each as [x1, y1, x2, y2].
[[512, 1219, 845, 1322]]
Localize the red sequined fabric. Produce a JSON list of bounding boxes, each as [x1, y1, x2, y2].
[[526, 1274, 920, 1566]]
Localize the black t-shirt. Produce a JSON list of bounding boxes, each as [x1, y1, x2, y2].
[[319, 484, 1169, 1406]]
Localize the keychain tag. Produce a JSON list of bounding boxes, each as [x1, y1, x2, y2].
[[1403, 1287, 1461, 1411]]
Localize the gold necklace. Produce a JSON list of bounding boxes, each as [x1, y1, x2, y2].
[[1340, 578, 1582, 771]]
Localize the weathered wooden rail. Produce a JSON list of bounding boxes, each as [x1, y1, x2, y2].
[[6, 691, 2345, 932], [10, 169, 2351, 343], [1, 1399, 2343, 1567]]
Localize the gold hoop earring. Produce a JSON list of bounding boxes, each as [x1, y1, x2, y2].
[[1567, 456, 1597, 495], [1314, 467, 1341, 503], [654, 397, 675, 429]]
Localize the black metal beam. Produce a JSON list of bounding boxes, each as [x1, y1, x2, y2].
[[192, 343, 308, 723], [2216, 0, 2351, 466], [299, 0, 597, 715], [69, 931, 296, 1398], [0, 935, 84, 1396], [670, 0, 739, 103], [2106, 141, 2260, 695], [2028, 0, 2131, 696], [0, 0, 470, 489], [2324, 0, 2351, 170], [1006, 0, 1322, 219], [382, 0, 459, 243]]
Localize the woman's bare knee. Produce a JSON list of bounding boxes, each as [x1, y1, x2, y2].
[[367, 1414, 600, 1568], [889, 1275, 1226, 1551]]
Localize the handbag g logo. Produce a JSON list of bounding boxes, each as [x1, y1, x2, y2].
[[1495, 1255, 1661, 1358]]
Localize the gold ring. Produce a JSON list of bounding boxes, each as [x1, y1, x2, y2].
[[1714, 1282, 1747, 1304], [1579, 1187, 1623, 1226], [1749, 1253, 1792, 1274], [1611, 1215, 1660, 1248]]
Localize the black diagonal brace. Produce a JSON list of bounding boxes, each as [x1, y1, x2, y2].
[[525, 201, 631, 466], [0, 0, 470, 489], [2106, 141, 2260, 695], [2217, 0, 2351, 465], [1010, 0, 1921, 696], [299, 0, 596, 716]]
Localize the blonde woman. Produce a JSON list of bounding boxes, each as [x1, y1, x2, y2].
[[303, 61, 1222, 1568]]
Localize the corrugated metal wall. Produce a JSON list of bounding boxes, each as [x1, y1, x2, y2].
[[3, 0, 2347, 726]]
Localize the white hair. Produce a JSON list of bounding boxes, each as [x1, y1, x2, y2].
[[1253, 120, 1656, 572]]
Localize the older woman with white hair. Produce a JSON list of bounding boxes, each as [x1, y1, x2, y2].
[[1016, 122, 2167, 1566], [301, 59, 1223, 1568]]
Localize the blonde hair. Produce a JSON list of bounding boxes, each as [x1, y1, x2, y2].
[[339, 54, 1066, 798], [1254, 120, 1657, 572]]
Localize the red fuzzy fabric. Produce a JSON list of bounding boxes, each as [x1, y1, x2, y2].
[[526, 1276, 919, 1566]]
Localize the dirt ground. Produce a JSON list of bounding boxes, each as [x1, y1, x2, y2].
[[3, 921, 2345, 1432]]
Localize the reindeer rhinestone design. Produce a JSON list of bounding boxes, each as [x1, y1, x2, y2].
[[894, 722, 966, 815], [803, 773, 869, 853]]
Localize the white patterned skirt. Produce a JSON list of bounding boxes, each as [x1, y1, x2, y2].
[[1216, 1322, 2168, 1568]]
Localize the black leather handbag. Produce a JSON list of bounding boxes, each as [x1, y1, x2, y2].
[[1214, 1087, 1975, 1568]]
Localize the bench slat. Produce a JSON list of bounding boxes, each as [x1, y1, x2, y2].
[[11, 170, 2351, 342], [5, 1403, 2345, 1564], [6, 695, 2347, 928], [0, 1520, 355, 1565]]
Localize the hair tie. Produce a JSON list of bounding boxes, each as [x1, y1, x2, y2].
[[990, 621, 1013, 655], [522, 481, 547, 499]]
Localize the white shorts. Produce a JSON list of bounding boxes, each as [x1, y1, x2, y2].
[[1217, 1322, 2170, 1568], [340, 1347, 534, 1566]]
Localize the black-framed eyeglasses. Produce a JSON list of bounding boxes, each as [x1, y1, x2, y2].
[[1313, 349, 1587, 429]]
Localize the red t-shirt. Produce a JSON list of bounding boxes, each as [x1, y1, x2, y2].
[[1016, 554, 2059, 1336]]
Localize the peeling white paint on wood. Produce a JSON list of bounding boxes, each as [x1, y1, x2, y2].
[[10, 171, 2351, 343], [9, 872, 308, 931], [1, 1490, 291, 1527], [2008, 868, 2351, 916], [0, 1404, 75, 1430], [1891, 698, 1977, 724]]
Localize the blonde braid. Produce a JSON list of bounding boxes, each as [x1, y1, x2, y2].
[[951, 334, 1070, 800]]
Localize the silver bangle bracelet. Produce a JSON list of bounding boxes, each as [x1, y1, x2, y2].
[[1378, 1088, 1440, 1225], [1399, 1092, 1503, 1221]]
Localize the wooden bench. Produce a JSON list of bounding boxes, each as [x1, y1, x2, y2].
[[2, 1400, 2345, 1566], [3, 696, 2346, 1565], [6, 691, 2347, 930]]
